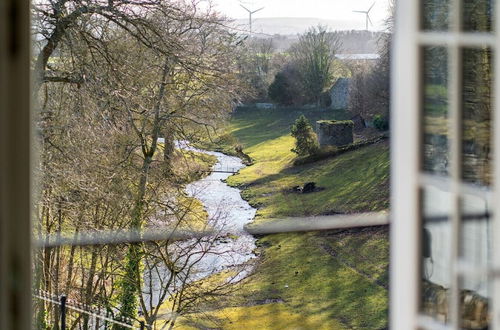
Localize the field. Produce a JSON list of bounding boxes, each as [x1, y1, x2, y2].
[[181, 106, 390, 329], [227, 106, 389, 220]]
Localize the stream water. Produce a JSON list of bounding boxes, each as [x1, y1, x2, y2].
[[182, 141, 257, 273], [143, 141, 257, 310]]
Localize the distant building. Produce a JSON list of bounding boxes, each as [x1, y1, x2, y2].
[[329, 78, 350, 110], [335, 53, 380, 61]]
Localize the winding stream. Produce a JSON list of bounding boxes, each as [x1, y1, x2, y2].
[[144, 141, 257, 310], [182, 141, 257, 275]]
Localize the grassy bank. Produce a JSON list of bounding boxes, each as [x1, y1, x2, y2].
[[227, 106, 389, 221], [180, 106, 390, 329]]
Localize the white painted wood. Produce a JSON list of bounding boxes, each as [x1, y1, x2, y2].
[[491, 1, 500, 329], [447, 0, 462, 322], [390, 0, 421, 329]]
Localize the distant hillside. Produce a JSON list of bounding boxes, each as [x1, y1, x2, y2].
[[232, 18, 386, 54], [248, 30, 385, 54], [233, 17, 374, 35]]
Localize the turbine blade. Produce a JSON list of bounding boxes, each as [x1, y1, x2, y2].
[[240, 4, 250, 12], [368, 1, 376, 13], [368, 15, 373, 26], [353, 10, 366, 13], [252, 7, 265, 14]]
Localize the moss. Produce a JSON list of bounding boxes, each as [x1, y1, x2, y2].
[[316, 119, 354, 127], [294, 135, 388, 166]]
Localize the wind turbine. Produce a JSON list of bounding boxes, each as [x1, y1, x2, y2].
[[353, 2, 375, 30], [240, 4, 264, 35]]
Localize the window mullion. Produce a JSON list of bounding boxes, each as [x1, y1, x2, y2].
[[491, 2, 500, 328], [447, 42, 462, 329], [447, 0, 463, 328], [390, 0, 421, 329]]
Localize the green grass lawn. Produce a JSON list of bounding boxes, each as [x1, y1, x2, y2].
[[180, 229, 389, 330], [230, 106, 349, 149], [178, 106, 390, 329], [227, 106, 389, 220]]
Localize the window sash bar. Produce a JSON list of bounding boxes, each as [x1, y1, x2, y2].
[[34, 212, 390, 248], [418, 32, 496, 47], [492, 0, 500, 329], [447, 8, 463, 326], [419, 173, 493, 202]]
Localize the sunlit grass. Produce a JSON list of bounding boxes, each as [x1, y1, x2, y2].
[[176, 106, 390, 329], [227, 108, 390, 220], [177, 230, 389, 330]]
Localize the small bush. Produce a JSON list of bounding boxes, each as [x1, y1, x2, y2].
[[373, 115, 389, 131], [268, 65, 306, 106], [290, 115, 319, 156]]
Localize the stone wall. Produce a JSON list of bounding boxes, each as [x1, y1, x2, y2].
[[316, 120, 354, 147]]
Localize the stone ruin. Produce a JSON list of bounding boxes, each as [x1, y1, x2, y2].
[[329, 78, 350, 110], [316, 120, 354, 147]]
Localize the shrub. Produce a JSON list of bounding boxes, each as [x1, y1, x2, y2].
[[290, 115, 319, 156], [268, 65, 306, 106], [373, 114, 389, 131]]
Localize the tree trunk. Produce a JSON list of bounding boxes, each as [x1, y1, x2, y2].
[[163, 126, 175, 176]]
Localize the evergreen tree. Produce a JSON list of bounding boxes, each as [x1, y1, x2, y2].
[[291, 115, 319, 156]]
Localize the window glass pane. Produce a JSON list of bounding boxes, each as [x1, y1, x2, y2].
[[422, 47, 449, 176], [462, 48, 492, 186], [462, 0, 494, 31], [421, 186, 452, 323], [422, 0, 450, 30], [459, 193, 491, 329]]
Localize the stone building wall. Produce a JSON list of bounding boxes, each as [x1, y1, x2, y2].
[[330, 78, 350, 110], [316, 120, 354, 147]]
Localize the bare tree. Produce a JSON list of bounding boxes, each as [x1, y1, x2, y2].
[[235, 37, 280, 102], [290, 25, 342, 105], [33, 1, 248, 328], [348, 2, 393, 122]]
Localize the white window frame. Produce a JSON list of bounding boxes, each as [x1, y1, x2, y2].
[[11, 0, 500, 328], [390, 0, 500, 329]]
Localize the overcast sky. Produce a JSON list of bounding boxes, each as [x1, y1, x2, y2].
[[211, 0, 391, 31]]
